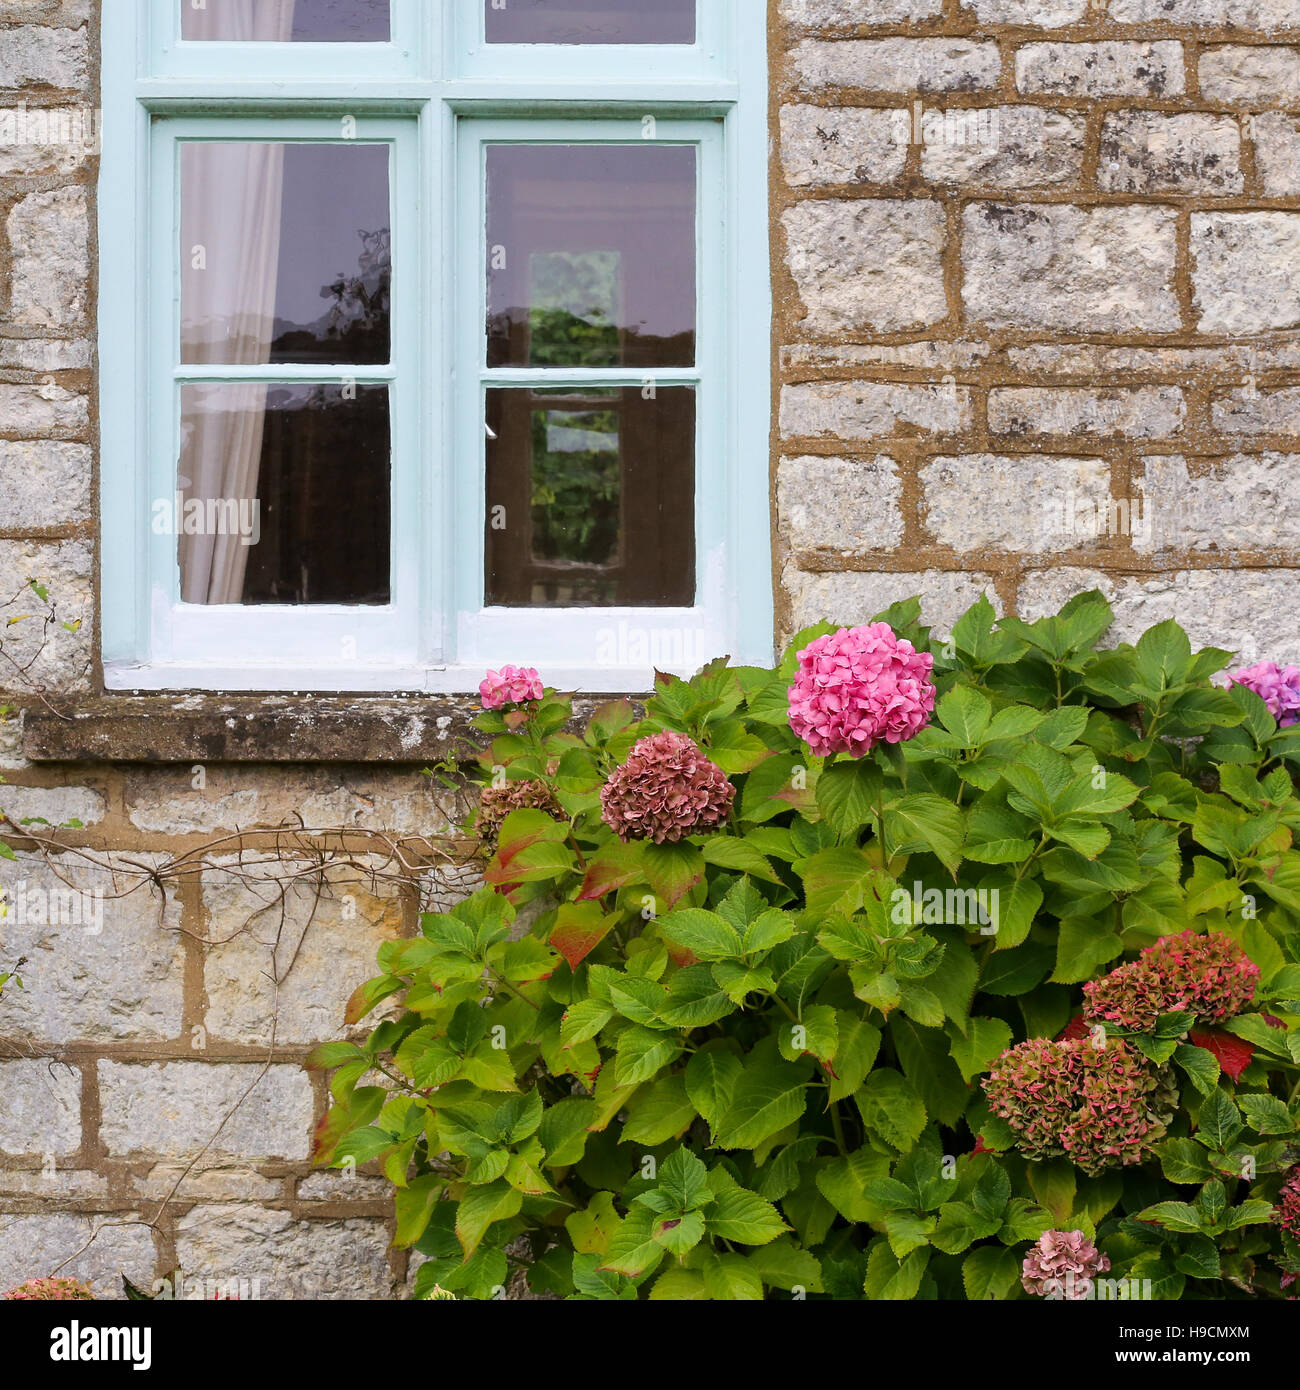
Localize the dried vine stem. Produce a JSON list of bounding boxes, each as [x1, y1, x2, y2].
[[7, 824, 487, 1285], [0, 580, 84, 720]]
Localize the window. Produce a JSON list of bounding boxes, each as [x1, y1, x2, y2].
[[483, 1, 695, 47], [100, 1, 771, 691]]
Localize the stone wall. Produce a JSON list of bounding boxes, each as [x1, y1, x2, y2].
[[0, 729, 502, 1297], [774, 0, 1300, 666], [0, 751, 479, 1297], [4, 0, 1300, 1300]]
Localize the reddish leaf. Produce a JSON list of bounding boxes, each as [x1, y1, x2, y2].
[[577, 842, 646, 901], [972, 1134, 991, 1156], [494, 809, 568, 869], [1058, 1014, 1090, 1042], [1190, 1027, 1255, 1082], [666, 943, 698, 969], [484, 840, 575, 888], [587, 698, 636, 742], [486, 812, 575, 891], [773, 782, 818, 817], [311, 1106, 351, 1165], [549, 901, 614, 971], [344, 974, 403, 1026]]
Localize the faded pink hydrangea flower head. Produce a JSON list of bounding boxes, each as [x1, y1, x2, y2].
[[1083, 931, 1259, 1033], [1229, 661, 1300, 727], [787, 622, 936, 758], [4, 1277, 95, 1300], [1021, 1230, 1111, 1300], [600, 730, 735, 845], [983, 1036, 1176, 1177], [1277, 1166, 1300, 1242], [479, 665, 544, 710]]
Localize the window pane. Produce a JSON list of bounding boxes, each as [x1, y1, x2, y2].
[[182, 0, 391, 42], [181, 142, 391, 365], [177, 384, 390, 606], [485, 0, 695, 45], [486, 145, 696, 369], [485, 386, 695, 608]]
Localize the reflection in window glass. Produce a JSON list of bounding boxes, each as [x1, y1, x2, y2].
[[180, 142, 391, 365], [178, 384, 390, 606], [485, 387, 695, 608], [181, 0, 391, 42], [485, 0, 695, 45], [486, 144, 696, 369]]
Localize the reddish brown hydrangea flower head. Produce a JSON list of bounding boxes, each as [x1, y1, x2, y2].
[[1278, 1166, 1300, 1242], [600, 731, 735, 845], [983, 1036, 1175, 1177], [1083, 931, 1260, 1033], [1021, 1230, 1111, 1300], [4, 1277, 95, 1300], [476, 778, 561, 844]]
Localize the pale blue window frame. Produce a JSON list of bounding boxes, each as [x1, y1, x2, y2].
[[149, 0, 428, 81], [452, 2, 730, 82], [100, 1, 772, 692], [145, 116, 424, 680], [452, 116, 728, 678]]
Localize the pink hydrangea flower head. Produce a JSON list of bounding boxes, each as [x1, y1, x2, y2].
[[1084, 932, 1259, 1033], [600, 730, 735, 845], [479, 665, 544, 710], [1081, 957, 1170, 1034], [1229, 661, 1300, 727], [1277, 1166, 1300, 1242], [1021, 1230, 1111, 1300], [4, 1277, 95, 1300], [787, 622, 936, 758], [1141, 931, 1259, 1024], [983, 1036, 1176, 1176]]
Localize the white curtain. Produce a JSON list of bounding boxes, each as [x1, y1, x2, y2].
[[184, 0, 297, 42], [179, 0, 295, 604]]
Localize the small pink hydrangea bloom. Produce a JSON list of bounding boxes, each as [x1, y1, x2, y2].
[[1021, 1230, 1111, 1301], [1229, 661, 1300, 727], [479, 665, 544, 710], [1083, 931, 1259, 1033], [787, 622, 936, 757]]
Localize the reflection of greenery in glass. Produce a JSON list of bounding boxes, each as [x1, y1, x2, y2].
[[528, 251, 622, 367], [531, 406, 620, 567]]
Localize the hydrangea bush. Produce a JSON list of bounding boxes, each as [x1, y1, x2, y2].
[[312, 592, 1300, 1301], [3, 1278, 95, 1301]]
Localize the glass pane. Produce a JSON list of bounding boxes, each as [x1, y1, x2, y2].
[[485, 386, 695, 608], [486, 144, 696, 369], [181, 142, 391, 365], [182, 0, 391, 42], [177, 383, 390, 606], [485, 0, 695, 45]]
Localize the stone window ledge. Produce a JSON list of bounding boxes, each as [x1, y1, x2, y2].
[[20, 695, 631, 764]]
